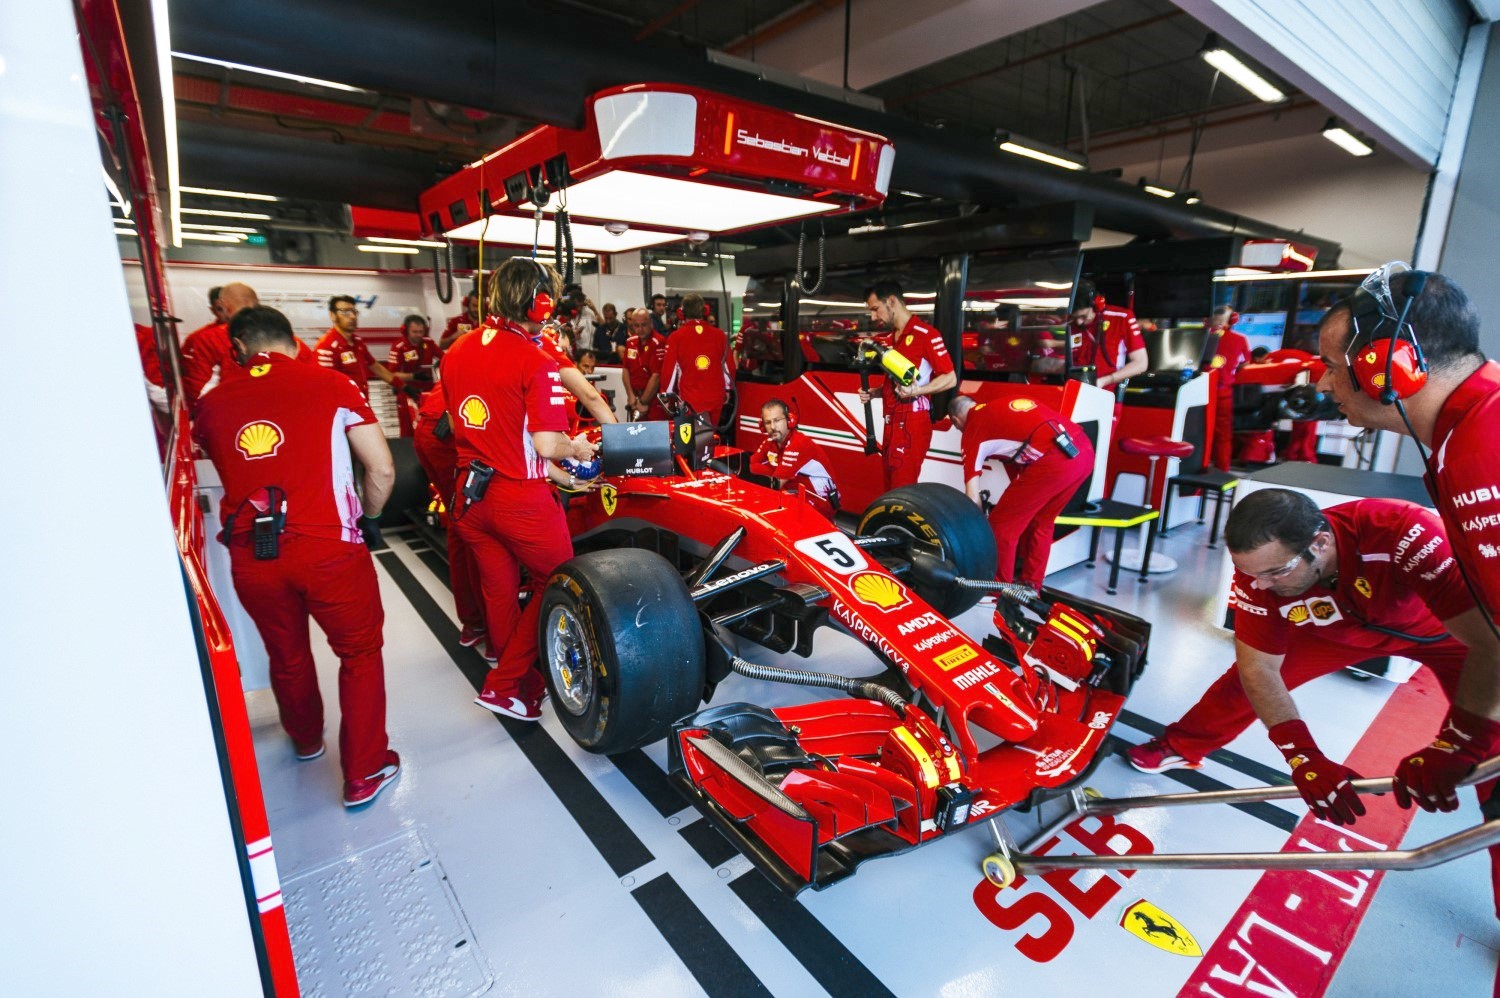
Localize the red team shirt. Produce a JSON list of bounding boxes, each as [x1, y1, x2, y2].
[[1072, 305, 1145, 378], [1428, 360, 1500, 619], [749, 427, 837, 499], [532, 326, 582, 433], [385, 332, 443, 380], [441, 312, 477, 347], [1210, 328, 1252, 391], [882, 314, 956, 415], [662, 319, 733, 416], [622, 332, 666, 395], [192, 352, 376, 545], [314, 328, 377, 398], [182, 321, 317, 405], [1228, 499, 1471, 656], [441, 318, 568, 481], [961, 396, 1083, 479]]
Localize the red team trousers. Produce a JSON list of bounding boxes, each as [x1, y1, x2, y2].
[[452, 478, 574, 701], [1161, 631, 1500, 916], [1212, 391, 1234, 472], [231, 537, 388, 782], [412, 429, 484, 635], [990, 448, 1093, 586], [883, 405, 931, 490]]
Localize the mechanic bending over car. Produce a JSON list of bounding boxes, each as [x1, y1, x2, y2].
[[749, 398, 840, 518], [193, 305, 401, 808], [949, 394, 1092, 588], [442, 257, 598, 723], [1128, 489, 1500, 912], [858, 279, 958, 489]]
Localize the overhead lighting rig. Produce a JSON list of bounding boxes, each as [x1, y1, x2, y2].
[[994, 131, 1087, 172], [1200, 35, 1286, 103], [1322, 118, 1375, 157]]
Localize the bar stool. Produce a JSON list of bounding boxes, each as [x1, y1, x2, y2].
[[1113, 435, 1194, 574]]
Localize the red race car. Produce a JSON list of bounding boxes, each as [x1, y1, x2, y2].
[[530, 395, 1150, 894]]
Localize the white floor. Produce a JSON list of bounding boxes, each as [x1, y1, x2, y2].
[[246, 520, 1499, 997]]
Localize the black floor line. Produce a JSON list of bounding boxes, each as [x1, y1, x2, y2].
[[1118, 707, 1293, 787], [631, 874, 772, 997], [388, 538, 890, 996], [1102, 735, 1298, 833]]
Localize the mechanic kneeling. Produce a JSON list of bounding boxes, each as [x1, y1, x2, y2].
[[950, 394, 1092, 587], [1128, 489, 1500, 911], [749, 398, 839, 518], [442, 257, 597, 722], [193, 305, 401, 808]]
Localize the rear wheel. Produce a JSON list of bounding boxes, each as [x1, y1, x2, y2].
[[858, 483, 996, 617], [539, 549, 706, 753]]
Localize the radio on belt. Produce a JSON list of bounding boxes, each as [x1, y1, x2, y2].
[[934, 783, 977, 830]]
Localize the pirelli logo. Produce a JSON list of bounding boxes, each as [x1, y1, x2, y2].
[[935, 644, 978, 671]]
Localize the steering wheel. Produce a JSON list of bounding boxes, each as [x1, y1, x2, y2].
[[654, 391, 697, 422]]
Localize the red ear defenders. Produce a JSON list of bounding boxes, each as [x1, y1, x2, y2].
[[1344, 272, 1429, 404], [762, 400, 796, 433], [1093, 295, 1106, 313], [524, 257, 555, 324]]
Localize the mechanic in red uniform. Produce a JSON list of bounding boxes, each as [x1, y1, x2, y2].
[[1069, 283, 1148, 390], [1127, 492, 1500, 848], [411, 388, 488, 653], [1316, 266, 1500, 832], [533, 319, 617, 433], [315, 295, 408, 401], [439, 292, 480, 350], [621, 307, 668, 421], [950, 394, 1093, 586], [750, 399, 839, 518], [385, 314, 443, 437], [1207, 305, 1252, 470], [181, 282, 255, 407], [442, 257, 597, 721], [193, 306, 400, 807], [858, 280, 959, 489], [661, 293, 733, 423]]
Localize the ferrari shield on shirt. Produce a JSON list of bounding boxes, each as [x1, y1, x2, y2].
[[440, 318, 568, 481], [192, 352, 376, 544], [880, 315, 955, 415], [1229, 499, 1472, 656]]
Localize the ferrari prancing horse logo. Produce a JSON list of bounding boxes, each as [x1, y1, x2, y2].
[[679, 423, 693, 445], [600, 485, 618, 516], [1120, 899, 1202, 957]]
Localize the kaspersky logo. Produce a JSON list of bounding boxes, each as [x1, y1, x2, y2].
[[235, 421, 284, 460], [1120, 900, 1202, 957]]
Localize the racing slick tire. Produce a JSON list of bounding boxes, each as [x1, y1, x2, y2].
[[539, 549, 706, 754], [858, 483, 996, 617]]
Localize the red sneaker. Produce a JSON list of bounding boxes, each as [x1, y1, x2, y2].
[[342, 750, 401, 808], [458, 625, 486, 648], [473, 690, 543, 722], [476, 640, 498, 663], [1126, 737, 1203, 774], [293, 739, 325, 761]]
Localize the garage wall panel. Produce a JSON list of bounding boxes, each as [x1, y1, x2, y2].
[[1178, 0, 1472, 166]]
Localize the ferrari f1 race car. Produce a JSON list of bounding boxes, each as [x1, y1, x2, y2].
[[522, 396, 1151, 895]]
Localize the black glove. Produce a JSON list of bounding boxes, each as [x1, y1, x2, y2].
[[357, 514, 383, 549], [401, 382, 423, 400]]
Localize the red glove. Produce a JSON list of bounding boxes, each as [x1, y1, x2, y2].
[[1269, 719, 1366, 825], [1393, 707, 1500, 813]]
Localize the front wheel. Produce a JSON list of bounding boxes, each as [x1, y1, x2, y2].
[[858, 483, 997, 617], [539, 549, 706, 754]]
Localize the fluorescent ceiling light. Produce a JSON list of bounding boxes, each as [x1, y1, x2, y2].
[[1201, 46, 1285, 102], [1143, 184, 1175, 198], [153, 0, 181, 246], [115, 228, 138, 237], [173, 52, 368, 93], [663, 259, 710, 267], [801, 299, 863, 308], [1185, 195, 1202, 205], [182, 232, 247, 243], [1034, 281, 1073, 290], [642, 265, 667, 272], [1322, 121, 1374, 157], [180, 185, 279, 202], [182, 207, 273, 220], [446, 213, 682, 253], [358, 244, 420, 254], [526, 171, 838, 233], [366, 236, 447, 249], [182, 222, 259, 233], [1214, 267, 1373, 283], [999, 140, 1086, 171], [531, 251, 598, 261], [905, 292, 938, 299]]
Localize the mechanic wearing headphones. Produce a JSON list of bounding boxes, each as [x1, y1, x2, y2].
[[1069, 282, 1148, 391], [1207, 305, 1251, 470], [442, 257, 596, 722], [950, 394, 1092, 587], [858, 280, 958, 489], [193, 305, 400, 808], [750, 398, 839, 517], [661, 293, 733, 424], [385, 314, 442, 437], [315, 295, 409, 402], [1128, 490, 1500, 834], [1315, 266, 1500, 826], [439, 291, 481, 350], [622, 307, 668, 421]]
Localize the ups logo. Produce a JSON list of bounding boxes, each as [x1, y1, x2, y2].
[[1286, 605, 1310, 624], [1310, 599, 1337, 620]]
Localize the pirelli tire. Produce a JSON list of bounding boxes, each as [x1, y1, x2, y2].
[[539, 549, 706, 754], [858, 483, 997, 617]]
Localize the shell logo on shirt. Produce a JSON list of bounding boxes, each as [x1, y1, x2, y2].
[[1286, 605, 1310, 624], [249, 363, 272, 377], [458, 395, 490, 429], [1281, 597, 1343, 626], [1009, 398, 1037, 412], [1211, 355, 1227, 369], [694, 354, 711, 370], [235, 421, 284, 460]]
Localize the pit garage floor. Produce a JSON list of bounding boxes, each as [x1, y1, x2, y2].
[[248, 521, 1499, 997]]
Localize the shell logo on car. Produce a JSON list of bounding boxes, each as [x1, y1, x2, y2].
[[849, 571, 911, 611], [459, 395, 490, 429], [1009, 398, 1037, 412], [235, 421, 284, 460]]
